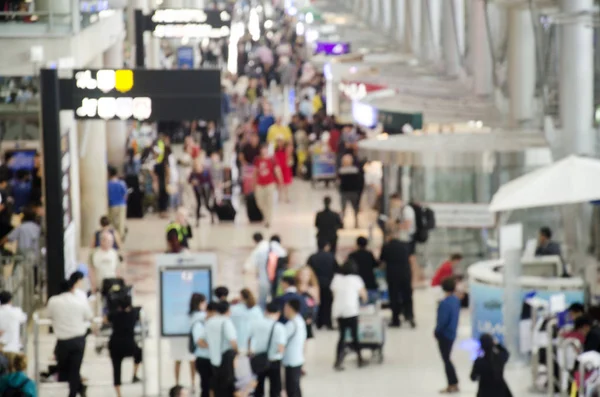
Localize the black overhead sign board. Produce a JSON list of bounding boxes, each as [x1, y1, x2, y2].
[[59, 69, 222, 122], [141, 9, 232, 38]]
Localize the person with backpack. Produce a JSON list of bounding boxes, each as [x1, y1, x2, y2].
[[0, 354, 36, 397], [249, 302, 286, 397]]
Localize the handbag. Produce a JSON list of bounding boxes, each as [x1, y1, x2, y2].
[[250, 323, 276, 375]]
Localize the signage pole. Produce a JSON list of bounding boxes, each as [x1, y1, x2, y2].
[[40, 69, 66, 298], [135, 10, 146, 68]]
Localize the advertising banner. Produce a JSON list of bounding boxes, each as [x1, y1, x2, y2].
[[314, 41, 350, 56], [177, 46, 194, 69]]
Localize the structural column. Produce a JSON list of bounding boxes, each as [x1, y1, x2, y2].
[[558, 0, 594, 157], [382, 0, 393, 32], [394, 0, 406, 45], [370, 0, 380, 28], [469, 0, 494, 96], [104, 39, 129, 169], [78, 55, 109, 246], [408, 0, 422, 58], [442, 0, 464, 77], [507, 6, 536, 125], [421, 0, 442, 63]]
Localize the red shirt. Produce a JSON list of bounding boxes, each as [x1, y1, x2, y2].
[[254, 156, 277, 186], [431, 261, 454, 287]]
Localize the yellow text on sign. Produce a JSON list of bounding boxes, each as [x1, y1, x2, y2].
[[115, 70, 134, 93]]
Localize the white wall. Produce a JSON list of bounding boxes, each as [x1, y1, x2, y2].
[[0, 10, 125, 76]]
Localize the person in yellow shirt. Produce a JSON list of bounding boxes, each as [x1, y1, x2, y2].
[[266, 117, 293, 145], [312, 90, 324, 114]]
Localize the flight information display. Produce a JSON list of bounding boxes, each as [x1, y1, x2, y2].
[[160, 266, 212, 337]]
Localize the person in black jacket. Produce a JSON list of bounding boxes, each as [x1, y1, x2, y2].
[[379, 234, 414, 328], [348, 236, 379, 302], [307, 239, 337, 330], [470, 333, 512, 397], [106, 295, 142, 397], [200, 121, 222, 157], [315, 196, 342, 254], [338, 154, 362, 229]]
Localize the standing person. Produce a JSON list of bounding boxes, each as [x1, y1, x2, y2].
[[273, 139, 293, 203], [330, 261, 367, 370], [282, 299, 307, 397], [169, 291, 200, 393], [201, 121, 222, 157], [47, 273, 93, 397], [0, 291, 27, 353], [153, 133, 169, 218], [295, 266, 320, 340], [168, 149, 181, 210], [431, 254, 463, 287], [274, 277, 306, 324], [190, 294, 211, 397], [266, 117, 293, 145], [470, 334, 512, 397], [435, 277, 461, 394], [338, 154, 362, 229], [386, 194, 419, 284], [250, 302, 287, 397], [198, 302, 238, 397], [379, 234, 414, 328], [243, 233, 286, 308], [348, 236, 379, 302], [230, 289, 262, 353], [10, 169, 31, 214], [239, 133, 260, 195], [107, 166, 128, 241], [307, 240, 336, 330], [0, 176, 13, 241], [107, 295, 143, 397], [257, 106, 275, 144], [314, 196, 343, 254], [253, 144, 282, 228], [0, 206, 41, 256], [92, 216, 121, 250], [166, 207, 193, 248], [89, 232, 121, 295], [188, 159, 215, 226]]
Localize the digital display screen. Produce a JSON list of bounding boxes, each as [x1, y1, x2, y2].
[[311, 153, 337, 179], [314, 41, 350, 56], [160, 266, 212, 337]]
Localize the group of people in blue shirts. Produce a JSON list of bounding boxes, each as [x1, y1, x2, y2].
[[188, 285, 307, 397]]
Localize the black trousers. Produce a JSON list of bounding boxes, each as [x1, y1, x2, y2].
[[437, 337, 458, 386], [388, 280, 413, 324], [316, 235, 337, 254], [317, 286, 333, 329], [336, 316, 362, 364], [193, 185, 214, 221], [195, 357, 212, 397], [284, 365, 302, 397], [254, 360, 282, 397], [55, 336, 86, 397], [109, 343, 142, 386], [154, 162, 168, 212]]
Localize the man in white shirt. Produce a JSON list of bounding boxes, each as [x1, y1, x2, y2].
[[89, 231, 121, 294], [47, 271, 93, 397], [0, 291, 27, 353], [243, 233, 287, 309]]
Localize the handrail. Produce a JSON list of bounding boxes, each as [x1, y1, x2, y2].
[[546, 317, 558, 397]]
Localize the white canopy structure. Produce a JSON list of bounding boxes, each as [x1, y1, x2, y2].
[[489, 155, 600, 213]]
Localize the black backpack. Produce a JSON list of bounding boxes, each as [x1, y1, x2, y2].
[[410, 203, 435, 243], [3, 379, 30, 397]]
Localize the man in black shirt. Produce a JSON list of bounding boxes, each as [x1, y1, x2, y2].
[[348, 236, 379, 300], [200, 121, 222, 157], [307, 239, 337, 330], [338, 154, 362, 229], [576, 315, 600, 352], [315, 196, 342, 254], [239, 133, 260, 166], [379, 234, 415, 328]]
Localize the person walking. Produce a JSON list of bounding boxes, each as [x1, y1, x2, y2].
[[314, 196, 342, 254], [188, 159, 215, 226], [338, 154, 362, 229], [435, 277, 461, 394], [470, 334, 512, 397], [283, 300, 307, 397], [307, 239, 336, 330], [331, 260, 367, 370], [273, 139, 293, 203], [348, 236, 379, 303], [0, 291, 27, 353], [166, 207, 193, 248], [107, 166, 128, 241], [379, 234, 414, 328], [250, 302, 287, 397], [107, 295, 143, 397], [47, 273, 93, 397], [253, 144, 282, 228]]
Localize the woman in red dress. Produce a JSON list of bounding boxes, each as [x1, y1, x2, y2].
[[274, 138, 293, 203]]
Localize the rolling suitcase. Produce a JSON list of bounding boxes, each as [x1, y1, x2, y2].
[[246, 193, 263, 222], [215, 200, 236, 221]]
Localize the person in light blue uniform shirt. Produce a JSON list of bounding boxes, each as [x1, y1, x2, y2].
[[231, 289, 264, 353], [282, 299, 307, 397], [250, 302, 286, 397], [190, 294, 210, 397]]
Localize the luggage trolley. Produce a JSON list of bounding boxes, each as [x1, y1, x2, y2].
[[310, 152, 337, 188], [33, 309, 149, 396], [344, 303, 386, 364]]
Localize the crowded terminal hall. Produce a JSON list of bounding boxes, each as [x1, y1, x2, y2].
[[0, 0, 599, 397]]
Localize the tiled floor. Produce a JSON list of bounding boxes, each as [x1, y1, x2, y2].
[[29, 180, 538, 397]]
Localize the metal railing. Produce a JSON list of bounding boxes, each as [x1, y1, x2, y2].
[[0, 253, 43, 317]]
